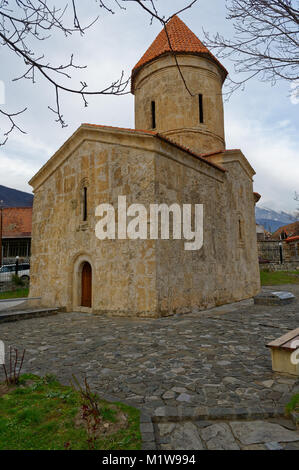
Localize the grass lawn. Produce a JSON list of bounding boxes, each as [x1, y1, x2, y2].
[[0, 288, 29, 300], [260, 270, 299, 286], [286, 394, 299, 426], [286, 394, 299, 414], [0, 374, 141, 450]]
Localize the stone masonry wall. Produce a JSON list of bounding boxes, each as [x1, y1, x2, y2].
[[29, 137, 158, 316], [29, 128, 260, 317], [155, 148, 260, 315], [133, 55, 225, 155]]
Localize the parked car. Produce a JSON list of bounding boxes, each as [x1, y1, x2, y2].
[[258, 257, 271, 264], [0, 264, 30, 282]]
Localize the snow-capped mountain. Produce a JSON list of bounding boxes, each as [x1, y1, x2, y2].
[[255, 206, 298, 233]]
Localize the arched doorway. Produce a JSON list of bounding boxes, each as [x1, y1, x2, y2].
[[81, 262, 92, 308]]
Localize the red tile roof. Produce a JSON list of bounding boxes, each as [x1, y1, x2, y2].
[[286, 235, 299, 242], [132, 15, 227, 90], [82, 123, 156, 135], [272, 221, 299, 240], [82, 123, 226, 172]]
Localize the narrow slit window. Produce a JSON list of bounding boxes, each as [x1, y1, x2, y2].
[[199, 94, 204, 124], [83, 187, 87, 221], [239, 219, 244, 241], [151, 101, 156, 129]]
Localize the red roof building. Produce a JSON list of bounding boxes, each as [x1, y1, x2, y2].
[[1, 207, 32, 261]]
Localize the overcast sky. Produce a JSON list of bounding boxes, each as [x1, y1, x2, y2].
[[0, 0, 298, 213]]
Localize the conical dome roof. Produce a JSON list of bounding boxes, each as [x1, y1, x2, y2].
[[132, 16, 227, 90]]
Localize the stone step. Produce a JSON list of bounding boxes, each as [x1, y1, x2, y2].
[[0, 308, 60, 323]]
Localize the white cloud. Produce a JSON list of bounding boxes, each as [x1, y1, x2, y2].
[[0, 133, 53, 193], [0, 153, 37, 193], [226, 116, 299, 212]]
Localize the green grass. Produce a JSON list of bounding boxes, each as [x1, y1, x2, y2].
[[0, 288, 29, 300], [0, 374, 141, 450], [285, 394, 299, 424], [260, 270, 299, 286]]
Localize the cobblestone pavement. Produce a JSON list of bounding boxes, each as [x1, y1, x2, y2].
[[1, 284, 299, 449], [156, 418, 299, 450]]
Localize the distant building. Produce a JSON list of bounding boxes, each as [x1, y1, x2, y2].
[[274, 222, 299, 261], [2, 207, 32, 261], [258, 221, 299, 264], [256, 223, 271, 241], [272, 221, 299, 241], [0, 185, 33, 263]]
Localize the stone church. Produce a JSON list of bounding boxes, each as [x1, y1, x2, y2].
[[29, 16, 260, 317]]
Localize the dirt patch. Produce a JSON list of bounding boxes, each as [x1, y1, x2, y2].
[[74, 405, 128, 437], [0, 383, 16, 398]]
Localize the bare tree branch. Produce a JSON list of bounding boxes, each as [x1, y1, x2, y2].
[[203, 0, 299, 96], [0, 0, 200, 143], [0, 106, 27, 145]]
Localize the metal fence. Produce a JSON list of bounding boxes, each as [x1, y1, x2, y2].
[[0, 262, 30, 292], [2, 238, 31, 258], [258, 242, 281, 263], [258, 239, 299, 264]]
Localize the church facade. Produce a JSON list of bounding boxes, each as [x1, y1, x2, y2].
[[29, 16, 260, 317]]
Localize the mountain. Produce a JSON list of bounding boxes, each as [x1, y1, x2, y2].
[[255, 206, 298, 233], [0, 185, 33, 208]]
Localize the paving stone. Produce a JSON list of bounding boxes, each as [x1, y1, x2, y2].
[[158, 423, 176, 437], [261, 380, 274, 388], [170, 423, 204, 450], [140, 422, 154, 434], [195, 420, 213, 429], [171, 387, 188, 394], [241, 444, 266, 450], [265, 442, 284, 451], [223, 377, 241, 386], [163, 391, 176, 399], [269, 417, 297, 431], [200, 423, 240, 450], [230, 421, 299, 445], [176, 393, 192, 402], [142, 442, 156, 450], [283, 442, 299, 450]]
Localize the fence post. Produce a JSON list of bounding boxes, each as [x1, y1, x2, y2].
[[279, 242, 283, 265], [15, 256, 19, 277]]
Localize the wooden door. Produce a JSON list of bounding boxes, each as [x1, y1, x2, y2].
[[81, 262, 92, 308]]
